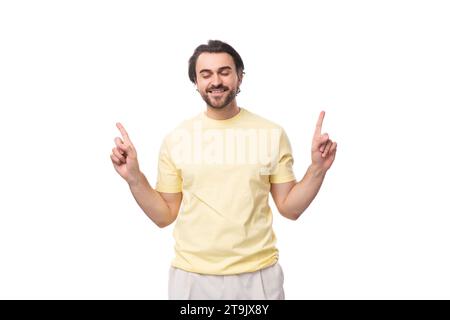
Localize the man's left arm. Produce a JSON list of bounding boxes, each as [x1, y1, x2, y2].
[[271, 111, 337, 220]]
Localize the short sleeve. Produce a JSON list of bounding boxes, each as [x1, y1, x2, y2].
[[155, 138, 183, 193], [269, 128, 296, 184]]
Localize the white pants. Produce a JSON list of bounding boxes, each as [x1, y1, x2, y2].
[[168, 262, 285, 300]]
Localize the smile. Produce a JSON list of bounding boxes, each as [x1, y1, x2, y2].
[[208, 89, 227, 96]]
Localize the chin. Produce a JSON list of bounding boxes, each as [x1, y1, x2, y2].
[[208, 104, 227, 109]]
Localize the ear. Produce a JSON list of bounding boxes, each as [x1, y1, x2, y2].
[[238, 71, 245, 84]]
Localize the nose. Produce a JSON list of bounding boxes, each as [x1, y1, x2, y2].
[[211, 73, 223, 87]]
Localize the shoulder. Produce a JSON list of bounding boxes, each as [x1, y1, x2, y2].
[[243, 108, 285, 131]]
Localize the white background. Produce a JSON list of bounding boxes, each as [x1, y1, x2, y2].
[[1, 0, 449, 299]]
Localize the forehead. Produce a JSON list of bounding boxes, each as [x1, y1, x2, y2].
[[196, 52, 235, 72]]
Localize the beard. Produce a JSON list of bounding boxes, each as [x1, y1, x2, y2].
[[200, 86, 238, 109]]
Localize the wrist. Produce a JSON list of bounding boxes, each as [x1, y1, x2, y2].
[[128, 171, 144, 188], [309, 163, 327, 178]]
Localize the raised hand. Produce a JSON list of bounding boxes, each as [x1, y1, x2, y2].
[[311, 111, 337, 172], [110, 122, 141, 185]]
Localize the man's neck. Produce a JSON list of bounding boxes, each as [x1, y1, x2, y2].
[[205, 101, 240, 120]]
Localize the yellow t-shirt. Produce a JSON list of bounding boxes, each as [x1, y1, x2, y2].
[[155, 107, 296, 275]]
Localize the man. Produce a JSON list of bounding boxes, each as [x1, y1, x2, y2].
[[110, 40, 337, 299]]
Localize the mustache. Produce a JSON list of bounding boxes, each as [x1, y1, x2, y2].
[[207, 85, 229, 92]]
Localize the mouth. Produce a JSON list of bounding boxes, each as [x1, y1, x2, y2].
[[208, 88, 228, 97]]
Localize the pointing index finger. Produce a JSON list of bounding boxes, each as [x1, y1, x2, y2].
[[314, 111, 325, 136], [116, 122, 131, 142]]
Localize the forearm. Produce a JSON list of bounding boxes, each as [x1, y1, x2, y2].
[[128, 172, 173, 228], [283, 164, 327, 220]]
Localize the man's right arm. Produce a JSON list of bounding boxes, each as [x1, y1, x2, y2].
[[128, 172, 182, 228], [111, 122, 182, 228]]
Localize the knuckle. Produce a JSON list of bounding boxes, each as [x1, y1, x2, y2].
[[113, 149, 122, 158]]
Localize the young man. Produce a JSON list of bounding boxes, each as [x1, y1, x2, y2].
[[110, 40, 337, 299]]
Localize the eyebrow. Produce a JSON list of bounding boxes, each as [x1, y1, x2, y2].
[[199, 66, 232, 74]]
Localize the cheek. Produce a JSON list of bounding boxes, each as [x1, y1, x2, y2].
[[229, 77, 240, 88], [196, 80, 208, 91], [222, 79, 235, 89], [196, 84, 206, 92]]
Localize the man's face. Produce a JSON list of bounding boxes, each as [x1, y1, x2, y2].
[[195, 52, 242, 109]]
